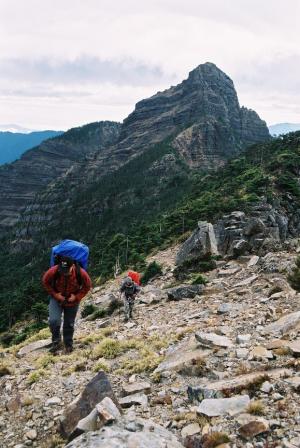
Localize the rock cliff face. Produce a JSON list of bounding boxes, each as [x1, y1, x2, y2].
[[0, 121, 121, 232], [0, 63, 270, 236], [119, 62, 270, 169]]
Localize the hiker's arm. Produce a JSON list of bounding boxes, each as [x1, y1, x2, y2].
[[42, 268, 64, 301], [75, 269, 92, 302]]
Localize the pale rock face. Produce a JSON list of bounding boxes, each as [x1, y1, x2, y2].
[[263, 311, 300, 335], [176, 221, 219, 265], [65, 416, 184, 448], [195, 332, 233, 348], [196, 395, 250, 417]]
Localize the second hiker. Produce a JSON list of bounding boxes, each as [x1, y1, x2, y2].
[[120, 275, 140, 321]]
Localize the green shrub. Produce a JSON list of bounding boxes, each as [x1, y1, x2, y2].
[[191, 274, 208, 285], [81, 303, 98, 318], [141, 261, 163, 285]]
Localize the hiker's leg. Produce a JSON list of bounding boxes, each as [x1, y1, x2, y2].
[[48, 297, 62, 345], [129, 297, 134, 318], [124, 296, 130, 321], [63, 305, 79, 348]]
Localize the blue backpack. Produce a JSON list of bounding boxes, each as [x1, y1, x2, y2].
[[51, 239, 89, 270], [50, 240, 89, 291]]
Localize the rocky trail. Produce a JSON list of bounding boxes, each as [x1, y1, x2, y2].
[[2, 240, 300, 447]]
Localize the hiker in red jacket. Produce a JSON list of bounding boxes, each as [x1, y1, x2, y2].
[[42, 256, 92, 353]]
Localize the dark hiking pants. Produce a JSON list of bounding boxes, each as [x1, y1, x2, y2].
[[124, 294, 135, 319], [48, 297, 79, 347]]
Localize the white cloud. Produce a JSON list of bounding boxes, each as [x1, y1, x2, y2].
[[0, 0, 299, 128]]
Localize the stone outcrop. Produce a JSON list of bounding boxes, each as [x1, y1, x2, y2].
[[59, 371, 119, 439], [66, 415, 184, 448], [176, 221, 219, 266], [176, 199, 295, 266]]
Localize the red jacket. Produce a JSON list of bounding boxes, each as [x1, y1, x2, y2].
[[42, 265, 92, 306]]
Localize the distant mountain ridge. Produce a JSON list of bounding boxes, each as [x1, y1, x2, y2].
[[0, 130, 63, 164], [269, 123, 300, 136]]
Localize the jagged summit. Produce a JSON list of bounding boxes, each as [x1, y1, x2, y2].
[[186, 61, 233, 84]]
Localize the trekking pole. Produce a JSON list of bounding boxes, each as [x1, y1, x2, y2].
[[118, 292, 122, 329]]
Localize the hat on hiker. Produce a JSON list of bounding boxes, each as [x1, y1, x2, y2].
[[125, 276, 134, 285]]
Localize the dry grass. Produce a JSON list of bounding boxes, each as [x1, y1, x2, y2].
[[27, 368, 47, 384], [92, 360, 110, 373], [77, 327, 115, 345], [234, 361, 251, 376], [117, 349, 162, 374], [40, 435, 65, 448], [0, 361, 12, 376], [35, 354, 55, 369], [92, 338, 123, 359], [201, 432, 231, 448], [21, 395, 35, 406], [246, 400, 266, 415], [273, 347, 291, 356]]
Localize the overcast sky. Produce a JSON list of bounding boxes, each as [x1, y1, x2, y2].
[[0, 0, 299, 130]]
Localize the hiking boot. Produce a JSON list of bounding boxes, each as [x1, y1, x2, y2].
[[64, 345, 73, 354], [49, 341, 61, 354]]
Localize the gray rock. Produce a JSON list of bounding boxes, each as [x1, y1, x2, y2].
[[96, 397, 121, 424], [155, 336, 211, 375], [45, 396, 61, 406], [70, 398, 121, 440], [17, 339, 51, 357], [176, 221, 219, 266], [244, 218, 266, 236], [196, 395, 250, 417], [66, 416, 184, 447], [218, 303, 232, 314], [233, 239, 251, 257], [181, 423, 201, 438], [260, 381, 274, 394], [187, 385, 223, 403], [249, 346, 273, 360], [167, 284, 204, 301], [121, 382, 151, 396], [234, 275, 258, 287], [263, 311, 300, 335], [236, 348, 249, 359], [119, 393, 148, 409], [247, 255, 260, 267], [236, 334, 251, 344], [195, 332, 233, 348], [76, 408, 99, 433], [60, 371, 119, 439]]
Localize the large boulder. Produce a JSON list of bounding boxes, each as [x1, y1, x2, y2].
[[66, 415, 184, 448], [176, 221, 219, 266], [17, 339, 52, 357], [60, 371, 120, 439]]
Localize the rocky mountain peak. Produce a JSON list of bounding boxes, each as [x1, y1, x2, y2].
[[0, 63, 270, 236]]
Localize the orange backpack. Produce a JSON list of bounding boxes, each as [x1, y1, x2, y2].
[[127, 270, 141, 286]]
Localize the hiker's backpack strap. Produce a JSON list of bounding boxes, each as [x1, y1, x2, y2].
[[51, 266, 61, 292], [75, 262, 83, 289]]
